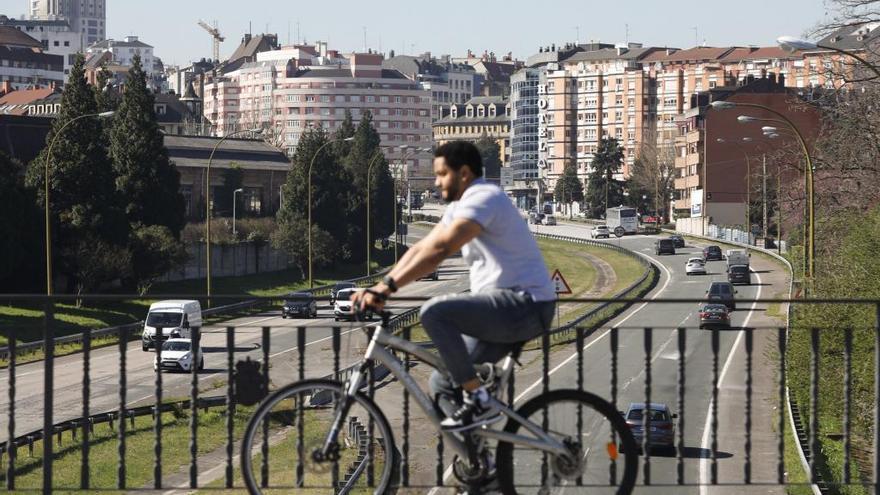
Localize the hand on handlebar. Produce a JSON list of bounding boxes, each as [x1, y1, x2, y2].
[[351, 286, 388, 315]]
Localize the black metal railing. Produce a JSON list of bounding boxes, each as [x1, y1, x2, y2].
[[1, 295, 879, 493]]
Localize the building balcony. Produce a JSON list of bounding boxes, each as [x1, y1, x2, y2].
[[686, 131, 702, 144], [675, 174, 700, 190]]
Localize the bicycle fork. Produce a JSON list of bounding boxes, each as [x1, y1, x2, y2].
[[317, 360, 369, 461]]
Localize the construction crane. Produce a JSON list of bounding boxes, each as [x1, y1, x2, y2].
[[197, 20, 224, 62]]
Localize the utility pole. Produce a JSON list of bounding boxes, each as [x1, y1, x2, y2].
[[762, 154, 768, 242]]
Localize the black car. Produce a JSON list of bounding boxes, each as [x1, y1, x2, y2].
[[669, 235, 685, 248], [727, 264, 751, 285], [655, 238, 676, 255], [706, 281, 737, 310], [281, 292, 318, 319], [703, 245, 723, 261], [329, 282, 356, 304]]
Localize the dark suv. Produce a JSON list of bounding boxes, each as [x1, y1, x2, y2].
[[669, 235, 685, 248], [702, 245, 723, 261], [655, 238, 676, 255], [329, 282, 356, 304], [281, 292, 318, 319], [727, 264, 751, 285], [706, 281, 737, 310]]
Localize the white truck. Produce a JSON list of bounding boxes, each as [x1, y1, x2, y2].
[[725, 249, 750, 268], [141, 300, 202, 351]]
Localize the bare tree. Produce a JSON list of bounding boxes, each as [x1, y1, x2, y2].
[[629, 127, 676, 222]]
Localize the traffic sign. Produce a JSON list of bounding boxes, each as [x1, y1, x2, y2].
[[613, 226, 626, 238], [550, 269, 572, 295]]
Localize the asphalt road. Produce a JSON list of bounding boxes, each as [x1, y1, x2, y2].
[[0, 226, 471, 438]]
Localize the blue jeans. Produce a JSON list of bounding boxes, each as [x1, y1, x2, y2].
[[421, 289, 555, 408]]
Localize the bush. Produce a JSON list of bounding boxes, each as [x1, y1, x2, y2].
[[181, 217, 277, 245]]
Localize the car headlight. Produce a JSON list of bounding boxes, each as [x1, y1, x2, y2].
[[180, 352, 191, 361]]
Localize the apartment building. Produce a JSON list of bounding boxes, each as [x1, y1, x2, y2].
[[432, 95, 511, 166], [383, 54, 477, 120], [86, 36, 158, 76], [28, 0, 105, 45], [203, 43, 433, 182], [0, 26, 64, 90], [0, 15, 81, 74]]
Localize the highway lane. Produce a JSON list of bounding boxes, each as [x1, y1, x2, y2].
[[0, 225, 470, 437], [511, 220, 785, 493]]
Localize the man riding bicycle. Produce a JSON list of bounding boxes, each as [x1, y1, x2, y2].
[[353, 140, 555, 431]]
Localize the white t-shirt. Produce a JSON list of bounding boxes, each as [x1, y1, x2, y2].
[[441, 179, 555, 302]]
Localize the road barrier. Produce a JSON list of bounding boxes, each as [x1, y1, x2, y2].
[[3, 294, 878, 493]]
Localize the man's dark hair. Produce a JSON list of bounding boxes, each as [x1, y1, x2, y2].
[[434, 141, 483, 177]]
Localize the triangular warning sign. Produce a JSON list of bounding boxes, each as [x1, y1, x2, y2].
[[550, 269, 572, 295]]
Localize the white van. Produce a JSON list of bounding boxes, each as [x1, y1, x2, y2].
[[142, 300, 202, 352], [726, 249, 750, 268]]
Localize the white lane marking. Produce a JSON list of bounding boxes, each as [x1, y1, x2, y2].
[[699, 268, 763, 493], [427, 249, 677, 495]]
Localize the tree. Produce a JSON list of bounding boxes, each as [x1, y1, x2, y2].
[[129, 225, 188, 295], [474, 135, 502, 181], [214, 164, 244, 217], [270, 217, 338, 279], [554, 161, 584, 206], [94, 64, 120, 113], [26, 53, 129, 292], [275, 127, 353, 268], [627, 129, 675, 221], [0, 151, 43, 292], [108, 54, 185, 237], [63, 232, 131, 302], [585, 138, 626, 218]]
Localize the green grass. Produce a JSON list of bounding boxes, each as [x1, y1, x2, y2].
[[0, 401, 255, 492]]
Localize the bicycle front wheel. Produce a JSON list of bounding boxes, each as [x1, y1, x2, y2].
[[496, 389, 638, 495], [241, 378, 396, 495]]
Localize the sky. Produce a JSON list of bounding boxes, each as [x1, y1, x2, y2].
[[4, 0, 834, 67]]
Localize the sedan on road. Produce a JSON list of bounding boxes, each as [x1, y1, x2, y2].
[[329, 282, 356, 304], [282, 291, 318, 319], [591, 225, 611, 238], [698, 303, 731, 329], [702, 245, 723, 261], [622, 402, 677, 453], [334, 288, 372, 321], [154, 338, 204, 372], [685, 257, 707, 275], [669, 235, 685, 248], [542, 214, 557, 226]]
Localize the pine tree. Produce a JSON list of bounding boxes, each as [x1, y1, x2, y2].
[[0, 151, 43, 291], [26, 53, 129, 292], [554, 161, 584, 204], [585, 138, 626, 218], [474, 135, 502, 181], [108, 54, 185, 237]]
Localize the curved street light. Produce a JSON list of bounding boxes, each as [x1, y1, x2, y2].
[[308, 136, 354, 288], [44, 110, 115, 295], [206, 128, 262, 300], [712, 100, 815, 280], [777, 35, 880, 80]]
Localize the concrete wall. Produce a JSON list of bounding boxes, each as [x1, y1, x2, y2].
[[158, 242, 291, 282]]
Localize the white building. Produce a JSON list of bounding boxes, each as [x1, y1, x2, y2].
[[28, 0, 105, 45], [0, 25, 64, 90], [0, 15, 83, 74], [87, 36, 157, 75]]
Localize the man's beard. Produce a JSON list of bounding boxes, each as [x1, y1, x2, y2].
[[441, 182, 460, 204]]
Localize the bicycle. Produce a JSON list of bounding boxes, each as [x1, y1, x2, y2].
[[240, 310, 638, 494]]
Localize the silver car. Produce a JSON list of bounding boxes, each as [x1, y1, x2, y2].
[[591, 225, 610, 238], [685, 257, 707, 275], [622, 402, 677, 453]]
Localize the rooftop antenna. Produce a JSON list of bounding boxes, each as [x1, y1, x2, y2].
[[625, 23, 629, 44], [249, 21, 252, 36], [692, 26, 698, 47], [296, 21, 301, 44], [575, 26, 580, 44], [363, 26, 367, 52], [287, 20, 290, 45]]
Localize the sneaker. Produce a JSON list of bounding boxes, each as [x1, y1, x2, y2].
[[441, 389, 503, 432]]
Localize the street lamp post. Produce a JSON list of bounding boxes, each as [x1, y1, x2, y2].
[[206, 128, 262, 300], [710, 100, 815, 280], [308, 136, 354, 288], [43, 110, 115, 295], [232, 188, 244, 237]]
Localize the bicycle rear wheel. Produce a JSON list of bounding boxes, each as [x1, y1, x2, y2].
[[496, 389, 638, 495], [240, 378, 396, 495]]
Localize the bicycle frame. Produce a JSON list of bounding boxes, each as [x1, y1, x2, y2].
[[330, 321, 572, 463]]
